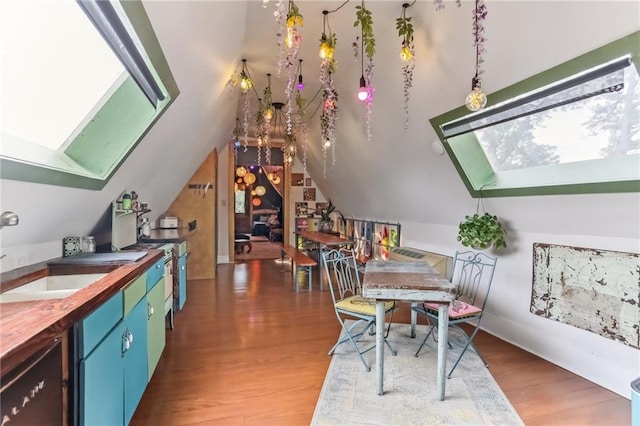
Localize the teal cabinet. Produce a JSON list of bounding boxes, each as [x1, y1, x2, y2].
[[79, 297, 148, 426], [77, 258, 167, 425], [146, 278, 165, 379], [177, 253, 187, 310], [123, 298, 148, 425], [79, 322, 124, 426]]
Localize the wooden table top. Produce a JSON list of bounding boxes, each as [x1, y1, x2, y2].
[[362, 260, 458, 302], [295, 230, 353, 246]]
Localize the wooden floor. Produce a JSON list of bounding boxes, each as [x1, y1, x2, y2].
[[131, 259, 631, 426]]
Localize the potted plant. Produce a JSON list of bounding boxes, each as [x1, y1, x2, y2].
[[457, 212, 507, 250], [319, 199, 344, 233]]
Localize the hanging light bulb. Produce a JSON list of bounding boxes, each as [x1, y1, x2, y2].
[[357, 75, 369, 102], [465, 76, 487, 112], [399, 41, 413, 62], [296, 59, 304, 91], [239, 59, 252, 94], [319, 39, 334, 59], [264, 107, 274, 122]]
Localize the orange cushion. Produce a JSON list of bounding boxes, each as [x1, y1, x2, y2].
[[423, 301, 482, 319]]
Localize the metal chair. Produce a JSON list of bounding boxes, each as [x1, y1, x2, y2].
[[413, 250, 497, 378], [322, 248, 397, 371]]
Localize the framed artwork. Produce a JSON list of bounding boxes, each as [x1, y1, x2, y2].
[[303, 187, 316, 201], [292, 173, 304, 186], [295, 202, 308, 216], [305, 177, 312, 186]]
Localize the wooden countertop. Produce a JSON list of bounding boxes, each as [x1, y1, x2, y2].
[[0, 250, 163, 376], [141, 226, 195, 243]]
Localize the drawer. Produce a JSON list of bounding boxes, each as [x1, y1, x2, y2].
[[80, 291, 123, 358], [146, 258, 164, 292], [176, 241, 187, 257], [124, 273, 147, 316]]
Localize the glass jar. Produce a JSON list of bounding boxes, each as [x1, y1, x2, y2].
[[82, 236, 96, 253]]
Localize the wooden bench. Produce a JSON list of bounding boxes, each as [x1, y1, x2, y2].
[[279, 244, 317, 292]]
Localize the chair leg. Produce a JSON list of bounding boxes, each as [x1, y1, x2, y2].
[[414, 324, 435, 357], [329, 319, 375, 372], [447, 324, 486, 378]]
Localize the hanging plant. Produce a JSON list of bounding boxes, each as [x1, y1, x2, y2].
[[457, 213, 506, 250], [396, 4, 415, 131], [433, 0, 462, 11], [354, 2, 375, 142], [319, 11, 338, 176], [284, 1, 303, 133]]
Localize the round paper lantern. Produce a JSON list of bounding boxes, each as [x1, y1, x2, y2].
[[250, 190, 256, 196], [243, 172, 256, 185], [272, 176, 281, 184], [252, 198, 262, 207], [236, 177, 243, 184], [255, 185, 266, 196], [236, 166, 247, 177]]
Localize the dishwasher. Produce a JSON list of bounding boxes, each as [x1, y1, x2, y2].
[[1, 339, 65, 425]]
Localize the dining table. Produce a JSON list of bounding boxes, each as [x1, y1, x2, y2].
[[362, 260, 458, 400], [294, 230, 353, 290]]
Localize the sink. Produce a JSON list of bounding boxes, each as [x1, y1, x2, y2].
[[0, 273, 108, 303]]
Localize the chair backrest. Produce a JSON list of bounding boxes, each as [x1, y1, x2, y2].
[[450, 250, 497, 310], [322, 248, 361, 303]]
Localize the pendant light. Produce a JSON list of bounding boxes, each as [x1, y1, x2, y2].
[[239, 59, 253, 94], [296, 59, 304, 91], [465, 0, 487, 111]]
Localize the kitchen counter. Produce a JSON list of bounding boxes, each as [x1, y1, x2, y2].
[[0, 250, 163, 376]]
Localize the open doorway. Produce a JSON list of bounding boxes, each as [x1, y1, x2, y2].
[[231, 147, 287, 261]]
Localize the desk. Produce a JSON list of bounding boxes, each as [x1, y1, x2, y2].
[[362, 260, 457, 400], [294, 230, 353, 290]]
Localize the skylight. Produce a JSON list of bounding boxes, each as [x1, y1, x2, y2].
[[1, 0, 125, 150], [431, 32, 640, 197]]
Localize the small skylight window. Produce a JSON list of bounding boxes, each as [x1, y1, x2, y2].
[[1, 0, 125, 150], [431, 32, 640, 197]]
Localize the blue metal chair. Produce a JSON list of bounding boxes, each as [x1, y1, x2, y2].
[[322, 248, 397, 371], [413, 250, 497, 378]]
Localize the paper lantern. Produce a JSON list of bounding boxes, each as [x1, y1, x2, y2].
[[236, 166, 247, 177], [243, 172, 256, 185], [250, 190, 256, 196], [255, 185, 266, 196], [252, 198, 262, 206], [272, 176, 281, 184]]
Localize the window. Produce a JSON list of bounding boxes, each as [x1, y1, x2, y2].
[[0, 0, 179, 190], [431, 31, 640, 197]]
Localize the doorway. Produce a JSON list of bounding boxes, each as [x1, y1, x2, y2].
[[230, 146, 288, 262]]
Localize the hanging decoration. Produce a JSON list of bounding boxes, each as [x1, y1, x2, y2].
[[262, 74, 274, 164], [465, 0, 488, 111], [319, 10, 338, 176], [354, 1, 375, 142], [254, 97, 264, 165], [284, 1, 303, 138], [397, 2, 415, 131], [231, 117, 241, 164], [433, 0, 462, 11]]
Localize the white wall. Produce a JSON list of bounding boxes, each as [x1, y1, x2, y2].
[[400, 220, 640, 398]]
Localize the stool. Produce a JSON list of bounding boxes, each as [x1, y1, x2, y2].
[[234, 239, 252, 254]]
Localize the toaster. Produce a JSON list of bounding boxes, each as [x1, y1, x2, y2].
[[159, 216, 179, 229]]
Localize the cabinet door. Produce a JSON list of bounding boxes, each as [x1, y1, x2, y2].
[[147, 278, 166, 379], [123, 297, 149, 426], [178, 254, 187, 310], [80, 323, 124, 426]]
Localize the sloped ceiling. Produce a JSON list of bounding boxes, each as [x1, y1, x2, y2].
[[1, 1, 638, 251]]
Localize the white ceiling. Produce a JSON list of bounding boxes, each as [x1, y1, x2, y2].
[[1, 1, 638, 251]]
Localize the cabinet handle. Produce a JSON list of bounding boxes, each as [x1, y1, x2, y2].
[[147, 302, 154, 318], [127, 330, 134, 344]]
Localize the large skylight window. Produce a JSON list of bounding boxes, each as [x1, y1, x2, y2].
[[0, 0, 179, 190], [1, 0, 125, 150], [431, 32, 640, 197]]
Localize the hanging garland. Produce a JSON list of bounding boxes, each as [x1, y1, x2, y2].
[[396, 3, 415, 131], [319, 11, 339, 176], [355, 2, 375, 142]]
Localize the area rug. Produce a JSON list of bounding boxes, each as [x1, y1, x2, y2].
[[235, 241, 282, 261], [311, 323, 523, 426]]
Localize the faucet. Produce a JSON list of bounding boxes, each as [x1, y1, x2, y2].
[[0, 211, 19, 229]]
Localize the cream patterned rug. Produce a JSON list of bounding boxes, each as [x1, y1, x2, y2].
[[312, 323, 524, 426]]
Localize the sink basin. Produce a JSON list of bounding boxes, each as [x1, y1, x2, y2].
[[0, 273, 108, 303]]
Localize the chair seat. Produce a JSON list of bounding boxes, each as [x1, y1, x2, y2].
[[422, 300, 482, 319], [337, 296, 395, 316]]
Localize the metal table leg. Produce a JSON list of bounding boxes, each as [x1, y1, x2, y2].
[[437, 303, 449, 401], [375, 300, 385, 396]]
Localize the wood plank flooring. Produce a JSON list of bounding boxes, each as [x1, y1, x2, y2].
[[131, 260, 631, 426]]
